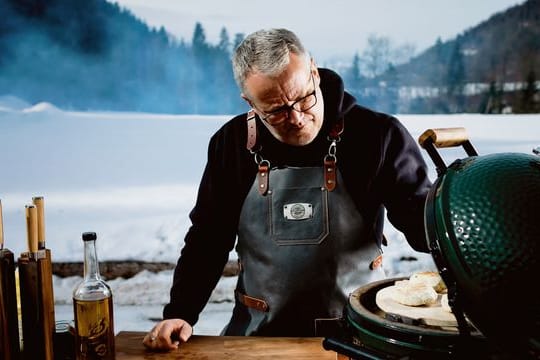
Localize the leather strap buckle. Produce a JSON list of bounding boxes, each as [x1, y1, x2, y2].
[[324, 157, 337, 191], [257, 162, 270, 196], [235, 290, 269, 312]]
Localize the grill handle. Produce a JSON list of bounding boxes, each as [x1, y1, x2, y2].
[[418, 127, 478, 175]]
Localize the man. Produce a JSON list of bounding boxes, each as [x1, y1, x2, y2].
[[144, 28, 431, 350]]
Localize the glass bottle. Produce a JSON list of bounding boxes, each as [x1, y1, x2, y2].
[[72, 232, 115, 360]]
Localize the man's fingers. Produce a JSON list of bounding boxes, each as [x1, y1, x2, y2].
[[141, 319, 193, 351], [178, 322, 193, 342], [161, 319, 192, 343], [142, 330, 159, 349], [143, 319, 192, 351], [143, 322, 176, 350]]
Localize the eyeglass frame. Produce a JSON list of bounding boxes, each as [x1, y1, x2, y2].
[[253, 73, 317, 126]]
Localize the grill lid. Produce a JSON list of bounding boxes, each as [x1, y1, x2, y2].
[[419, 128, 540, 358]]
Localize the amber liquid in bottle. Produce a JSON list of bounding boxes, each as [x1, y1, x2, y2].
[[73, 232, 115, 360]]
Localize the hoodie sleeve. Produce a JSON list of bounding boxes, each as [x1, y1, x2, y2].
[[379, 117, 432, 253], [162, 129, 242, 324]]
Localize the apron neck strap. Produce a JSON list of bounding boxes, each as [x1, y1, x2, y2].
[[247, 112, 344, 151], [246, 109, 259, 152], [324, 117, 344, 192], [328, 117, 344, 140], [246, 112, 345, 193]]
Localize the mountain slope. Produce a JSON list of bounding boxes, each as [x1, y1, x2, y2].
[[395, 0, 540, 86]]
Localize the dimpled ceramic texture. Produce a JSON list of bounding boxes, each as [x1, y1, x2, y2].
[[433, 152, 540, 353]]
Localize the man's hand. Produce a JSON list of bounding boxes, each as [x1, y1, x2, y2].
[[143, 319, 193, 351]]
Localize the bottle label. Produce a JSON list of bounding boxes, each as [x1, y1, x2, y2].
[[74, 297, 115, 360]]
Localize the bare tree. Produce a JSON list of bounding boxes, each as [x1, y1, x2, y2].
[[362, 34, 391, 78], [393, 43, 416, 66], [361, 34, 416, 78]]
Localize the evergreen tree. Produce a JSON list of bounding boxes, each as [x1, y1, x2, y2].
[[344, 52, 367, 107], [520, 70, 538, 113], [435, 37, 444, 63], [233, 33, 245, 51], [212, 26, 236, 113], [192, 21, 208, 55], [446, 40, 466, 112], [218, 27, 231, 55], [349, 52, 362, 85], [383, 63, 399, 114], [189, 22, 210, 113], [447, 42, 465, 94], [484, 80, 504, 113]]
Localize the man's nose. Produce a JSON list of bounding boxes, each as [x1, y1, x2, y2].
[[287, 109, 305, 126]]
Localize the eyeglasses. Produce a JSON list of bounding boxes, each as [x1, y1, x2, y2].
[[258, 74, 317, 126]]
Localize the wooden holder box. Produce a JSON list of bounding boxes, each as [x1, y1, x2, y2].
[[18, 251, 55, 360], [0, 249, 21, 360]]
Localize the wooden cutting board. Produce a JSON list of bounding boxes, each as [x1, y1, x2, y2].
[[115, 332, 337, 359], [375, 286, 458, 327]]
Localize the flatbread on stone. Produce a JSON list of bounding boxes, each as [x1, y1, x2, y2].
[[390, 280, 438, 306], [409, 271, 447, 293]]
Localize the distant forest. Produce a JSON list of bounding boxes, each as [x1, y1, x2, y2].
[[0, 0, 539, 114], [363, 0, 540, 114]]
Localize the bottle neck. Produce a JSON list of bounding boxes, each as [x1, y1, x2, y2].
[[83, 239, 101, 281]]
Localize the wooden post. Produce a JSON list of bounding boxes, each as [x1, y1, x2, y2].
[[18, 205, 55, 360], [0, 199, 21, 360], [0, 249, 21, 360]]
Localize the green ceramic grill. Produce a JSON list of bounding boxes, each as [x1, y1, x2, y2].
[[419, 128, 540, 358], [322, 128, 539, 359]]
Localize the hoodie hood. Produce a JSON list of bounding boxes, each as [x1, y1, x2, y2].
[[319, 67, 357, 127]]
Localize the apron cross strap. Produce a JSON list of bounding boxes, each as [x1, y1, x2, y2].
[[246, 112, 346, 194], [246, 109, 259, 152]]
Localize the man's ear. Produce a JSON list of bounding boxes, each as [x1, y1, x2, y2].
[[241, 93, 254, 108], [310, 58, 320, 83]]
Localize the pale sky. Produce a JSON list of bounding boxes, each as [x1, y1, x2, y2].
[[109, 0, 524, 63]]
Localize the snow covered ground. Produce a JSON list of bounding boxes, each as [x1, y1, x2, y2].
[[1, 95, 539, 335]]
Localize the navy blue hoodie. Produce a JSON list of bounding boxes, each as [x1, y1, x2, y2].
[[163, 68, 431, 325]]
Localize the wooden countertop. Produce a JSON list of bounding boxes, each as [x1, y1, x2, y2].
[[115, 331, 339, 359]]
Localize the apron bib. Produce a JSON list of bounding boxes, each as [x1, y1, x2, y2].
[[222, 166, 385, 336]]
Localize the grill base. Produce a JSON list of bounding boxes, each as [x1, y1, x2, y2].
[[323, 278, 513, 359]]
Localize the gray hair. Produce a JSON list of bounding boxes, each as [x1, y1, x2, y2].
[[232, 28, 310, 93]]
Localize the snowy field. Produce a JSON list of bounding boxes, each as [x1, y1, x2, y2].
[[1, 95, 539, 335]]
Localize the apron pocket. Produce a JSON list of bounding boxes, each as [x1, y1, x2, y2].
[[270, 187, 329, 245]]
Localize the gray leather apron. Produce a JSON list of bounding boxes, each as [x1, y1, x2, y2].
[[222, 164, 386, 336]]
